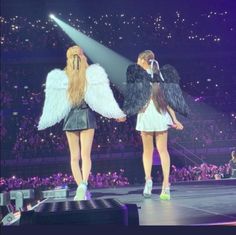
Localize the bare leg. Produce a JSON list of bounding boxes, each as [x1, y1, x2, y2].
[[80, 128, 95, 183], [141, 131, 154, 180], [155, 131, 170, 188], [66, 131, 82, 186]]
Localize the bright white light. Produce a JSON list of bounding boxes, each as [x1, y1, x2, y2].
[[49, 14, 55, 19]]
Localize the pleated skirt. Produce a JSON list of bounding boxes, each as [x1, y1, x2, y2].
[[136, 100, 173, 132]]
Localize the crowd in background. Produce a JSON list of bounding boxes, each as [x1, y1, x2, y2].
[[0, 163, 233, 193], [1, 11, 235, 167]]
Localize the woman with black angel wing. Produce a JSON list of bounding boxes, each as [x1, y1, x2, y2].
[[123, 50, 190, 200]]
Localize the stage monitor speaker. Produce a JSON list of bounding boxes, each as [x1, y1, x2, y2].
[[20, 198, 139, 225]]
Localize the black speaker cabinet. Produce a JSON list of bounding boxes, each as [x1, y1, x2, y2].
[[20, 198, 139, 225]]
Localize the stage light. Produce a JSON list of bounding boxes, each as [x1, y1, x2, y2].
[[49, 14, 55, 19], [49, 16, 131, 93]]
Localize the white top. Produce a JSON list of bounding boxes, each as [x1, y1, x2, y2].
[[136, 69, 173, 132]]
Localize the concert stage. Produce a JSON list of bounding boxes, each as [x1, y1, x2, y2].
[[44, 179, 236, 225]]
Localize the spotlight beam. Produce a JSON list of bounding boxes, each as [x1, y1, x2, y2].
[[49, 14, 55, 19], [51, 16, 132, 94]]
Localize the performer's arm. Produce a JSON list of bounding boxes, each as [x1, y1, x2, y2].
[[167, 105, 184, 130]]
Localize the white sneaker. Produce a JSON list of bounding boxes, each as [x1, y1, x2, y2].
[[143, 179, 153, 198], [74, 183, 87, 201]]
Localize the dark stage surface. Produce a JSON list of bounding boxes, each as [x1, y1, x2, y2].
[[46, 179, 236, 225]]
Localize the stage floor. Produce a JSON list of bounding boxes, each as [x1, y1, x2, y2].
[[50, 179, 236, 225]]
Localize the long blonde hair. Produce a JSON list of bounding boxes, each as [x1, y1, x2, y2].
[[65, 45, 88, 107]]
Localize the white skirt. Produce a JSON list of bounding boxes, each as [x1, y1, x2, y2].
[[136, 100, 173, 132]]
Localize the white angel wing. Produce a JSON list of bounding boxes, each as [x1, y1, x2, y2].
[[38, 69, 72, 130], [85, 64, 126, 119]]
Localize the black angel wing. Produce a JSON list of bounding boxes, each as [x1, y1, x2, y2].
[[123, 64, 151, 116], [159, 64, 190, 117]]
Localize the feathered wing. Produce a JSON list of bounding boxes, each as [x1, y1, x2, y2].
[[159, 64, 190, 117], [123, 64, 151, 116], [38, 69, 72, 130], [84, 64, 126, 119]]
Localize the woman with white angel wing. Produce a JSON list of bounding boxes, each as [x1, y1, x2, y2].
[[38, 45, 126, 200]]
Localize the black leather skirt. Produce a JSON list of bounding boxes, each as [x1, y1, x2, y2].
[[63, 101, 97, 131]]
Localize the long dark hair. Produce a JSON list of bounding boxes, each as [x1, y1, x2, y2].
[[138, 50, 167, 113], [152, 82, 167, 113]]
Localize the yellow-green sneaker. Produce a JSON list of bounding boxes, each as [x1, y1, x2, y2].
[[160, 187, 170, 200]]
